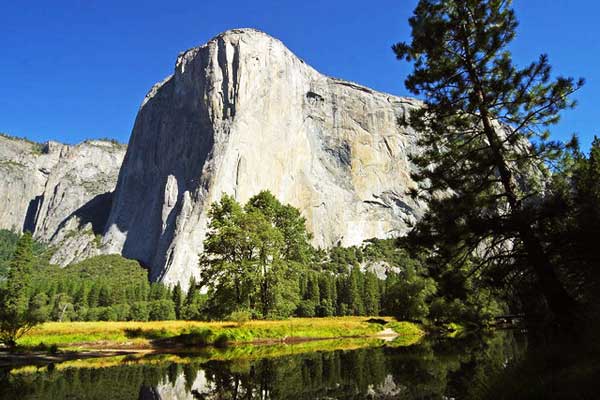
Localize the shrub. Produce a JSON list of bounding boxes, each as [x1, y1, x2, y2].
[[178, 328, 214, 346], [229, 309, 251, 326], [97, 307, 117, 321], [111, 304, 131, 321], [213, 333, 230, 348], [383, 267, 437, 322], [130, 302, 149, 321], [296, 300, 317, 317], [316, 300, 335, 317], [74, 307, 89, 321], [149, 300, 176, 321]]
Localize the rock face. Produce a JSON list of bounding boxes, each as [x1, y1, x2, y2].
[[103, 29, 424, 288], [0, 135, 126, 264]]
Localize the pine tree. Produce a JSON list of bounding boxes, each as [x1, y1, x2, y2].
[[98, 284, 112, 307], [347, 267, 365, 316], [73, 283, 88, 308], [88, 283, 100, 308], [172, 283, 183, 319], [394, 0, 583, 319], [569, 137, 600, 294], [182, 278, 204, 320], [0, 232, 44, 346], [543, 136, 600, 303], [363, 271, 381, 316], [307, 273, 320, 304], [330, 275, 338, 315]]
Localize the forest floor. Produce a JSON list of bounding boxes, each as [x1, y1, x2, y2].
[[1, 317, 424, 366]]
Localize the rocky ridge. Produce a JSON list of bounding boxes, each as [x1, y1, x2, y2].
[[0, 134, 126, 265]]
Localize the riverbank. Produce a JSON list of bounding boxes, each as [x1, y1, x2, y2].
[[1, 332, 512, 400], [5, 336, 396, 371], [3, 317, 425, 351]]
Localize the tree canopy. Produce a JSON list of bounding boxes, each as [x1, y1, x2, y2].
[[0, 232, 45, 346], [199, 192, 312, 318], [394, 0, 583, 320]]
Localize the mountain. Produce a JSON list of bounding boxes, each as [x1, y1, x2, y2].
[[0, 135, 126, 265], [0, 29, 425, 288], [101, 29, 425, 288]]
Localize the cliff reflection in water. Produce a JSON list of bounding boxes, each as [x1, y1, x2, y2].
[[1, 331, 525, 400]]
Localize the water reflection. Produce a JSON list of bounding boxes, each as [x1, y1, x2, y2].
[[0, 331, 525, 400]]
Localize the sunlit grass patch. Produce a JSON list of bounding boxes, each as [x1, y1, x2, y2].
[[9, 337, 390, 375], [17, 317, 423, 350]]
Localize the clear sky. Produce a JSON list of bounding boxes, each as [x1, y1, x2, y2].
[[1, 0, 598, 149]]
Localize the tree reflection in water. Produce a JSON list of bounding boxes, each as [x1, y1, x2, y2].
[[0, 331, 526, 400]]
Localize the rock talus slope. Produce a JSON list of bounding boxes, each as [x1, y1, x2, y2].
[[103, 29, 425, 287]]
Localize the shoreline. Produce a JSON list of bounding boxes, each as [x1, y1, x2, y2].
[[0, 334, 396, 368], [1, 318, 424, 367]]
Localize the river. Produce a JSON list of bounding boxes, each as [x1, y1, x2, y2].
[[0, 330, 526, 399]]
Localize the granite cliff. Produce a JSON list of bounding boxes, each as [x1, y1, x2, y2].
[[102, 29, 425, 288], [0, 135, 126, 265], [0, 29, 426, 287]]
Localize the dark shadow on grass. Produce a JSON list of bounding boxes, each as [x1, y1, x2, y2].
[[124, 328, 170, 340], [124, 327, 231, 349], [365, 318, 388, 325]]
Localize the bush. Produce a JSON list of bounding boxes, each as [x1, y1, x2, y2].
[[178, 328, 214, 346], [85, 308, 100, 321], [296, 300, 317, 317], [213, 333, 230, 348], [316, 300, 335, 317], [383, 267, 437, 322], [97, 307, 117, 321], [130, 302, 149, 321], [229, 309, 251, 325], [149, 300, 176, 321], [111, 304, 131, 321], [29, 293, 50, 322], [181, 303, 203, 320], [74, 307, 89, 321]]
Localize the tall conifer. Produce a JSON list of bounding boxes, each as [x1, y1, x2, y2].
[[395, 0, 583, 319]]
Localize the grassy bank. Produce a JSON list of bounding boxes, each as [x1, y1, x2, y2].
[[9, 337, 391, 374], [16, 317, 424, 350]]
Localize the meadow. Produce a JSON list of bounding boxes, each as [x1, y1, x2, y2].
[[17, 317, 424, 350]]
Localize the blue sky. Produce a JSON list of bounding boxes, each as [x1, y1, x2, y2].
[[1, 0, 597, 149]]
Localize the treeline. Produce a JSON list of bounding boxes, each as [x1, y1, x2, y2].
[[0, 190, 507, 328], [197, 191, 504, 323], [0, 239, 180, 322], [3, 135, 598, 328], [28, 255, 179, 322], [197, 192, 398, 320]]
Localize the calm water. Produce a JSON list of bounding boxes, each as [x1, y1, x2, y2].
[[0, 331, 525, 400]]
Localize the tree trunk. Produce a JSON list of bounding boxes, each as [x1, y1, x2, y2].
[[6, 337, 16, 348], [519, 225, 578, 319], [479, 104, 577, 319], [457, 6, 577, 322]]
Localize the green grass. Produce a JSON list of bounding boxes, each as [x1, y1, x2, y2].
[[9, 337, 393, 375], [387, 321, 426, 337], [17, 317, 424, 350]]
